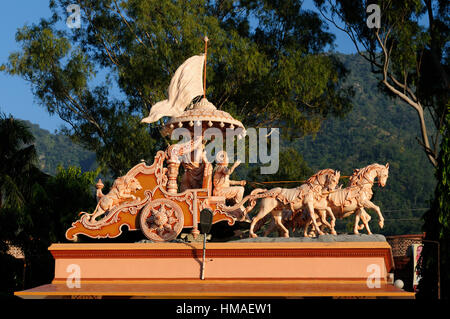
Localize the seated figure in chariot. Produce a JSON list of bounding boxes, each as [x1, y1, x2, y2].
[[213, 151, 246, 211]]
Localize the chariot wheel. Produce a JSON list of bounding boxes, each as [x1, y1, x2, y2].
[[140, 199, 184, 242]]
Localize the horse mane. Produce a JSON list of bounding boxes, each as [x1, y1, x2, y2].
[[349, 164, 385, 186], [306, 168, 335, 185]]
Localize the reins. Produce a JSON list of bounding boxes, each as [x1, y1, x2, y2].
[[247, 176, 351, 188]]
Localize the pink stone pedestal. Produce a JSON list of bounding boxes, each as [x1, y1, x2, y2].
[[15, 241, 414, 298]]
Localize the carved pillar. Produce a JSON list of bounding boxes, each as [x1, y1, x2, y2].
[[191, 191, 200, 238], [167, 161, 180, 193]]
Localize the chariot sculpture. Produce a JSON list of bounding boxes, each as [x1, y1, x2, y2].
[[66, 41, 390, 242]]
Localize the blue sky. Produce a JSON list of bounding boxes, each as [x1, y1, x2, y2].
[[0, 0, 356, 133]]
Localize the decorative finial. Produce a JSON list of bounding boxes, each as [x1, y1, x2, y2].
[[96, 179, 104, 190]]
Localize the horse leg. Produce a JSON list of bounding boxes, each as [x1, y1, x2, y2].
[[357, 210, 371, 230], [353, 210, 361, 234], [359, 208, 372, 235], [316, 209, 331, 234], [273, 210, 290, 238], [303, 219, 311, 237], [357, 222, 365, 231], [305, 215, 321, 237], [249, 211, 266, 238], [263, 217, 276, 237], [308, 221, 318, 237], [325, 207, 337, 235], [300, 211, 312, 237], [317, 209, 332, 229], [305, 200, 324, 236], [362, 200, 384, 229], [249, 199, 278, 238]]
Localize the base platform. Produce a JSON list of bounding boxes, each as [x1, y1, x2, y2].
[[15, 240, 415, 299]]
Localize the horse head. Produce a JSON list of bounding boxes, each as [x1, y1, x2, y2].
[[376, 163, 389, 187], [349, 163, 389, 187], [327, 170, 341, 190]]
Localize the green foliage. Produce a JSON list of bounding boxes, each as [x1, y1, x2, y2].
[[2, 0, 353, 177], [34, 165, 98, 242], [0, 164, 98, 296], [241, 146, 313, 184], [417, 107, 450, 299], [0, 113, 39, 210], [0, 115, 98, 296]]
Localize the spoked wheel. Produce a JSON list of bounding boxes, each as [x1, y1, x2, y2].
[[140, 199, 184, 242]]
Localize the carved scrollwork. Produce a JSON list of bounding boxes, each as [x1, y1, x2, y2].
[[126, 151, 168, 187]]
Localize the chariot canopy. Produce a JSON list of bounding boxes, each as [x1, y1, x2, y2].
[[141, 52, 245, 138], [162, 97, 246, 138]]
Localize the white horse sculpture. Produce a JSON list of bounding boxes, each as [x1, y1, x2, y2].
[[247, 169, 341, 238], [311, 163, 389, 235]]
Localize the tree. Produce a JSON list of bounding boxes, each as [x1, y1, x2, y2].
[[0, 114, 98, 296], [2, 0, 353, 177], [0, 114, 44, 296], [0, 163, 98, 295], [0, 113, 39, 209], [314, 0, 449, 299], [417, 108, 449, 299], [243, 146, 313, 184], [314, 0, 448, 167]]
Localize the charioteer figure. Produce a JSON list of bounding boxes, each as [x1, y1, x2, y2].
[[213, 151, 246, 218]]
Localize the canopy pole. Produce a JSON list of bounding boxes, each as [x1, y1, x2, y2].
[[203, 36, 208, 98]]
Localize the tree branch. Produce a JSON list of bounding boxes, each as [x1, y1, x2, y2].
[[375, 30, 437, 166], [110, 0, 148, 49]]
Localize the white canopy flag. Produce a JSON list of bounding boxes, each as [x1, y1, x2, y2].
[[141, 54, 205, 123]]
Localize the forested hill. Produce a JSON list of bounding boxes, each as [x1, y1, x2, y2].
[[25, 121, 97, 175], [293, 53, 436, 235], [22, 53, 435, 235]]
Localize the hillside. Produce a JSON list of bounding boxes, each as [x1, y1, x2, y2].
[[24, 121, 96, 175]]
